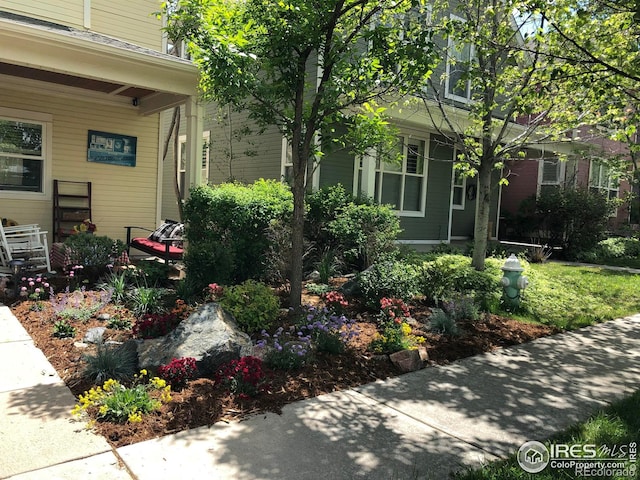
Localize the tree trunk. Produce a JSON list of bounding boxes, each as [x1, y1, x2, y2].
[[289, 173, 305, 309], [472, 159, 493, 271]]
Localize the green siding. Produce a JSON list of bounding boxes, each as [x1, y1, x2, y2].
[[399, 135, 454, 241], [318, 150, 355, 191]]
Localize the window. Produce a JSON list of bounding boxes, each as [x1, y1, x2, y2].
[[589, 161, 619, 200], [452, 168, 466, 209], [369, 136, 427, 216], [445, 16, 474, 103], [281, 137, 293, 184], [0, 110, 50, 196], [540, 158, 563, 185], [177, 131, 210, 199]]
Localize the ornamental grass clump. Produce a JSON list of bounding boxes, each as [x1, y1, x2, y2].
[[158, 357, 198, 389], [215, 356, 268, 398], [256, 327, 312, 370], [82, 342, 138, 384], [297, 305, 359, 355], [369, 297, 424, 354], [71, 370, 171, 424]]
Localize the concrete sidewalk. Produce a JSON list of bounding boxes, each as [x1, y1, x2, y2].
[[1, 304, 639, 480]]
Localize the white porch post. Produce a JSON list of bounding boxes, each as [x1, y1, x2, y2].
[[360, 147, 377, 197], [184, 96, 204, 199]]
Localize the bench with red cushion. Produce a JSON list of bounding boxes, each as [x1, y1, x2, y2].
[[125, 221, 184, 262]]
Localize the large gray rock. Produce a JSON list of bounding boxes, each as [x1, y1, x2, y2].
[[137, 303, 253, 374]]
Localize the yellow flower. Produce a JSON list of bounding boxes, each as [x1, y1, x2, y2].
[[401, 323, 411, 336], [161, 386, 172, 403], [139, 369, 148, 377], [150, 377, 166, 389], [102, 378, 119, 392], [98, 405, 109, 416], [128, 410, 143, 423]]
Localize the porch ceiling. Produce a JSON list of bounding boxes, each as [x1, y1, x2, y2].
[[0, 10, 199, 115]]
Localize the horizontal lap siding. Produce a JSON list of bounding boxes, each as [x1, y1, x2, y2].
[[3, 0, 84, 29], [91, 0, 162, 51], [206, 106, 282, 184], [2, 87, 160, 242], [318, 149, 355, 190]]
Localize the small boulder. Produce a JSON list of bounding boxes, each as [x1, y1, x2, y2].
[[137, 303, 253, 374], [83, 327, 106, 344], [389, 347, 428, 373]]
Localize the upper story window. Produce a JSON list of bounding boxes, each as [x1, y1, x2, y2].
[[0, 109, 51, 197], [372, 136, 428, 216], [445, 16, 475, 103]]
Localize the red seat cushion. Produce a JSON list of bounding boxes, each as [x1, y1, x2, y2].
[[131, 237, 183, 260]]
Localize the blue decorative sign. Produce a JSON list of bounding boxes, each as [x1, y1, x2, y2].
[[87, 130, 137, 167]]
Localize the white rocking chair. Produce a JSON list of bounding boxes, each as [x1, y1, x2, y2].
[[0, 223, 52, 274]]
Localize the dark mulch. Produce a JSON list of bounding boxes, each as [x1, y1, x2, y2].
[[9, 290, 558, 448]]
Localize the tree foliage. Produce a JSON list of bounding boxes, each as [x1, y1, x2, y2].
[[164, 0, 438, 306], [421, 0, 566, 270]]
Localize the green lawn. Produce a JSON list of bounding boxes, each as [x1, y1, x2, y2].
[[454, 389, 640, 480], [510, 262, 640, 330]]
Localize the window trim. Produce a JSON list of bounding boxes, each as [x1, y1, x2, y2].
[[589, 160, 619, 218], [0, 107, 52, 200], [538, 157, 566, 188], [177, 130, 210, 198], [451, 167, 466, 210], [369, 135, 429, 217]]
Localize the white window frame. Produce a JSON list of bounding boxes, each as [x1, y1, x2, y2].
[[538, 157, 566, 189], [451, 167, 466, 210], [366, 135, 428, 217], [178, 130, 210, 198], [0, 107, 52, 200], [280, 136, 320, 190], [444, 15, 475, 104], [280, 137, 293, 184], [589, 160, 619, 216]]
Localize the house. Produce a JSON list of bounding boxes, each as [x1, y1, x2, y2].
[[160, 8, 580, 249], [500, 130, 632, 237], [0, 1, 202, 247]]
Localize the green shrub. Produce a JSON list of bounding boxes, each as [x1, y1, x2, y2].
[[305, 184, 401, 271], [419, 254, 502, 310], [305, 184, 355, 248], [184, 180, 293, 290], [62, 234, 127, 283], [516, 188, 617, 259], [328, 202, 401, 270], [218, 280, 280, 334], [82, 342, 138, 384], [354, 261, 420, 310], [579, 237, 640, 267]]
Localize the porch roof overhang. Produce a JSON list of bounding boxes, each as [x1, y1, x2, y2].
[[388, 98, 586, 157], [0, 11, 199, 115]]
